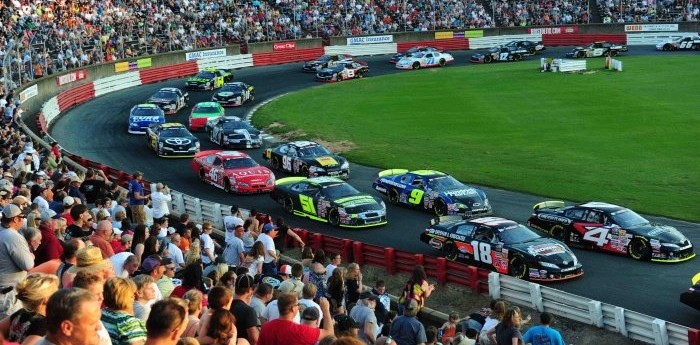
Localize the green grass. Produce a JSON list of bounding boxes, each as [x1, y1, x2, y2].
[[253, 56, 700, 221]]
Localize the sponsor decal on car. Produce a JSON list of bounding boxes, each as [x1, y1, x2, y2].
[[537, 213, 572, 224], [527, 243, 566, 256], [315, 156, 338, 166]]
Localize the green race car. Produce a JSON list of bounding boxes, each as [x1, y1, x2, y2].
[[185, 68, 233, 90], [270, 177, 387, 228], [189, 102, 224, 131]]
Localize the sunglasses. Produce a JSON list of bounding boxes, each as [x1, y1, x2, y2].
[[87, 218, 94, 221]]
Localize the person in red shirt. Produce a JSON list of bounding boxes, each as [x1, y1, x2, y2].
[[88, 220, 115, 259], [35, 209, 64, 265], [258, 293, 334, 345]]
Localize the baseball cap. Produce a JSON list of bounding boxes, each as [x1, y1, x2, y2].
[[141, 255, 164, 274], [262, 223, 276, 233], [113, 228, 123, 236], [2, 204, 23, 219], [63, 196, 75, 206], [70, 176, 82, 184], [3, 172, 13, 179], [301, 306, 320, 321], [167, 227, 176, 235], [279, 264, 292, 276], [40, 209, 57, 222], [334, 314, 359, 331], [235, 274, 255, 290], [359, 291, 379, 301]]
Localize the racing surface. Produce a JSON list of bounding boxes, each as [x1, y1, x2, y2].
[[52, 46, 699, 327]]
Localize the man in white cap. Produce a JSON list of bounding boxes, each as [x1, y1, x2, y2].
[[150, 183, 171, 223], [13, 143, 39, 170], [0, 204, 35, 318], [61, 196, 76, 225]]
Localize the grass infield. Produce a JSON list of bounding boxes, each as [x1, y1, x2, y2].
[[253, 56, 699, 221]]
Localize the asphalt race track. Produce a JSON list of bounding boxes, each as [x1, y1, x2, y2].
[[52, 46, 699, 327]]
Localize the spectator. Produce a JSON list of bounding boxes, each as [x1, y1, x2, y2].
[[398, 265, 435, 315], [90, 220, 116, 259], [0, 204, 35, 314], [144, 298, 189, 345], [79, 168, 111, 205], [133, 275, 157, 321], [273, 217, 304, 252], [425, 326, 441, 345], [66, 204, 93, 240], [223, 206, 244, 244], [241, 241, 265, 276], [64, 246, 114, 288], [197, 286, 233, 345], [34, 210, 63, 265], [522, 312, 565, 345], [54, 238, 85, 287], [488, 308, 524, 345], [258, 293, 334, 345], [172, 214, 190, 236], [61, 196, 75, 225], [182, 290, 204, 338], [479, 301, 506, 345], [230, 274, 259, 345], [327, 267, 347, 315], [157, 258, 177, 298], [279, 263, 305, 298], [224, 225, 246, 267], [101, 277, 148, 345], [142, 236, 161, 264], [390, 299, 426, 345], [308, 249, 328, 301], [72, 271, 112, 345], [326, 253, 342, 277], [128, 171, 149, 225], [112, 252, 140, 278], [439, 312, 458, 344], [150, 184, 171, 223], [67, 176, 87, 206], [334, 314, 359, 338], [0, 273, 59, 345], [301, 307, 321, 328], [24, 227, 43, 257], [250, 283, 273, 326], [171, 263, 208, 308], [205, 309, 237, 345], [349, 291, 379, 345], [241, 219, 257, 253], [165, 233, 186, 269], [256, 224, 278, 276], [345, 263, 364, 310], [39, 288, 102, 345], [301, 247, 315, 275], [141, 255, 166, 299], [371, 280, 390, 329], [131, 224, 150, 264], [200, 222, 217, 266], [299, 283, 323, 328]]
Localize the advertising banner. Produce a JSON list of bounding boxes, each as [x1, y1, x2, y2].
[[624, 24, 678, 32], [185, 48, 227, 61], [115, 58, 152, 73], [56, 69, 88, 86], [19, 84, 38, 102], [465, 30, 484, 38], [528, 27, 579, 34], [273, 41, 297, 51], [347, 35, 393, 45]]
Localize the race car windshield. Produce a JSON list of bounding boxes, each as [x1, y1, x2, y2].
[[196, 72, 215, 79], [223, 157, 259, 169], [298, 145, 331, 157], [160, 128, 191, 137], [498, 225, 541, 244], [428, 176, 463, 190], [412, 53, 426, 58], [196, 106, 221, 113], [132, 108, 161, 117], [322, 183, 360, 199], [610, 209, 649, 228], [316, 56, 332, 62], [221, 85, 243, 92], [153, 91, 177, 99], [222, 121, 246, 130]]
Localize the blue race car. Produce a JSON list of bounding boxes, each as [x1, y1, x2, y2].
[[128, 104, 165, 134], [372, 169, 492, 217]]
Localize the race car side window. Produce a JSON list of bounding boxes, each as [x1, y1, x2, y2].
[[474, 226, 496, 243], [279, 145, 289, 154], [288, 147, 298, 157], [205, 155, 216, 165], [399, 175, 413, 184], [584, 210, 603, 223], [412, 178, 425, 189], [564, 208, 585, 220], [212, 157, 222, 167], [455, 224, 476, 237], [291, 183, 307, 192]]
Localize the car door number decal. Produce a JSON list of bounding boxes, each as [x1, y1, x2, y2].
[[499, 52, 509, 60], [583, 226, 610, 246], [346, 69, 354, 78], [282, 156, 292, 171], [679, 41, 693, 49], [299, 195, 316, 215], [471, 241, 493, 264], [209, 168, 219, 182], [408, 189, 424, 205]]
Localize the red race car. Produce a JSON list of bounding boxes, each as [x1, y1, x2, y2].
[[192, 150, 275, 194]]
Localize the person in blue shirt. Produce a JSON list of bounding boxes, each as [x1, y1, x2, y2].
[[523, 312, 566, 345]]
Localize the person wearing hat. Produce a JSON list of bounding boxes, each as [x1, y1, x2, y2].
[[278, 263, 305, 298], [62, 246, 114, 289], [301, 306, 320, 328], [389, 299, 427, 345], [10, 154, 34, 178], [29, 171, 48, 200], [0, 203, 34, 318], [32, 184, 51, 212], [156, 257, 177, 298], [60, 196, 75, 225], [257, 223, 278, 276], [141, 255, 166, 300], [230, 274, 259, 345], [128, 171, 149, 225], [13, 143, 39, 171], [258, 293, 334, 345], [67, 175, 87, 206], [333, 314, 360, 337], [350, 291, 379, 344], [35, 208, 64, 265]]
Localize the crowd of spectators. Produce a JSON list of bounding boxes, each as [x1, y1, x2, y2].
[[598, 0, 699, 23]]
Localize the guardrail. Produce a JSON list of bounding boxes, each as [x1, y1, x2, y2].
[[18, 27, 700, 345]]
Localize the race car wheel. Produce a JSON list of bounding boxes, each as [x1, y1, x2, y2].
[[223, 179, 232, 193], [337, 74, 343, 81], [662, 44, 672, 51], [576, 51, 584, 58], [628, 237, 651, 261], [433, 199, 448, 217], [484, 55, 493, 63], [513, 54, 522, 61], [439, 59, 446, 67], [528, 47, 536, 55], [271, 157, 281, 170], [550, 225, 570, 243], [208, 82, 214, 90], [508, 255, 528, 280], [443, 242, 458, 261], [250, 93, 255, 101], [328, 208, 341, 227], [412, 62, 420, 70], [301, 165, 310, 177], [218, 134, 224, 146], [388, 189, 400, 205], [610, 50, 618, 57], [283, 197, 295, 215], [199, 169, 206, 182]]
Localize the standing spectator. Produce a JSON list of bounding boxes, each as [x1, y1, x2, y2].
[[79, 169, 110, 205], [200, 222, 217, 266], [128, 171, 149, 225], [349, 291, 379, 345], [479, 301, 506, 345], [522, 312, 565, 345], [224, 225, 245, 267], [165, 233, 186, 269], [258, 293, 334, 345], [345, 263, 364, 311], [308, 250, 328, 301], [34, 209, 63, 265], [150, 183, 171, 223], [241, 219, 257, 253], [0, 204, 35, 318], [425, 326, 441, 345], [371, 280, 390, 329], [273, 217, 304, 252], [172, 214, 189, 236], [90, 220, 116, 259], [68, 176, 87, 206], [230, 274, 259, 345], [38, 288, 102, 345], [223, 206, 244, 244], [250, 283, 273, 326], [241, 242, 265, 276], [398, 265, 435, 315], [326, 253, 342, 277], [205, 309, 237, 345], [101, 277, 147, 345], [144, 298, 188, 345], [327, 268, 347, 315], [488, 308, 524, 345], [439, 313, 458, 345], [298, 283, 323, 328], [256, 224, 278, 276], [390, 299, 427, 345], [0, 273, 59, 345], [278, 263, 305, 298]]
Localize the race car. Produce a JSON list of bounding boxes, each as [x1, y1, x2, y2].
[[263, 141, 349, 179], [565, 41, 628, 58], [372, 169, 492, 217], [211, 82, 255, 107], [315, 61, 369, 82], [471, 46, 528, 63], [302, 54, 354, 72], [270, 176, 387, 228], [207, 116, 262, 149], [389, 46, 441, 63], [680, 272, 700, 311], [128, 104, 165, 134], [146, 122, 200, 158], [185, 68, 233, 90], [656, 35, 700, 51], [147, 87, 189, 115], [504, 40, 545, 55], [192, 150, 275, 194], [420, 216, 583, 281], [395, 51, 454, 70], [189, 102, 224, 131], [528, 201, 695, 262]]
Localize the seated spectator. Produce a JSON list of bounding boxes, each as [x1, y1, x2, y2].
[[157, 257, 177, 298], [522, 312, 566, 345], [390, 299, 427, 345], [101, 277, 147, 345], [40, 288, 102, 345], [72, 271, 112, 345], [182, 290, 204, 338], [172, 263, 208, 308], [63, 246, 115, 288], [334, 314, 360, 338], [133, 275, 157, 321], [145, 298, 189, 345], [0, 274, 59, 345]]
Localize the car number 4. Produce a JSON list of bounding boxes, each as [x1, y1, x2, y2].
[[583, 226, 610, 246]]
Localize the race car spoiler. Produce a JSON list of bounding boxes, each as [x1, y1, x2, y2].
[[274, 176, 306, 186], [378, 169, 408, 177], [533, 200, 566, 211], [430, 215, 464, 226]]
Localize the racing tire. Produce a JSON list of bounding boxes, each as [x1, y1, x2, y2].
[[301, 165, 310, 177], [218, 134, 224, 146], [283, 197, 295, 215], [528, 47, 536, 55], [199, 169, 207, 182], [439, 59, 446, 67], [508, 255, 528, 280], [628, 237, 651, 261], [513, 54, 522, 62], [662, 44, 672, 51], [250, 93, 255, 101], [388, 189, 400, 205], [223, 179, 232, 193], [358, 72, 365, 78], [271, 156, 281, 170], [433, 199, 448, 217], [443, 242, 458, 261], [576, 51, 584, 58], [328, 208, 341, 227], [483, 55, 493, 63], [412, 62, 420, 70], [550, 225, 570, 243], [610, 50, 618, 57]]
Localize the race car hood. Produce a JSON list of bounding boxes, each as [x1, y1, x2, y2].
[[130, 116, 162, 125], [513, 238, 578, 266], [187, 77, 210, 83], [214, 91, 242, 98], [149, 98, 175, 103], [628, 223, 689, 244], [226, 166, 273, 181], [444, 188, 487, 206], [333, 195, 384, 213], [161, 137, 196, 146], [396, 57, 416, 64], [302, 155, 343, 168]]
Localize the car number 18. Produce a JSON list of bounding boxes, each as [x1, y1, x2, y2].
[[471, 241, 493, 264]]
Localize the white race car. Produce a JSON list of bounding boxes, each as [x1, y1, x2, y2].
[[395, 52, 455, 70], [656, 36, 700, 51]]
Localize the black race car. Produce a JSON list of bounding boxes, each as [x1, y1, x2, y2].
[[528, 201, 695, 262], [206, 116, 262, 149], [565, 41, 628, 58], [420, 216, 583, 281], [471, 46, 528, 63], [185, 68, 233, 90], [263, 141, 349, 179], [681, 272, 700, 311], [146, 123, 200, 158], [147, 87, 189, 115], [271, 176, 387, 228], [211, 82, 255, 107], [315, 61, 369, 82], [505, 40, 545, 55], [389, 46, 441, 63], [302, 54, 353, 72]]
